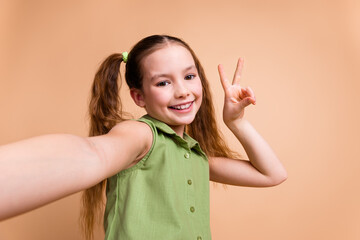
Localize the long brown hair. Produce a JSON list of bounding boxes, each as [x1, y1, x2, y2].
[[80, 35, 237, 239]]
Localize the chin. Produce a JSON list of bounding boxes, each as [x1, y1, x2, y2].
[[179, 116, 197, 125]]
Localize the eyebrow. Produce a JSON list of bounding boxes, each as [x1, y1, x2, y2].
[[150, 65, 197, 82]]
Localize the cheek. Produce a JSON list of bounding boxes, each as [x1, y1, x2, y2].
[[195, 80, 203, 98], [148, 89, 172, 106]]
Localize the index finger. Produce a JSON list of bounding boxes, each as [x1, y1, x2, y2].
[[232, 57, 244, 85], [218, 64, 231, 91]]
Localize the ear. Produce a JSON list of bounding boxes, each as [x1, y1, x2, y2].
[[130, 88, 146, 107]]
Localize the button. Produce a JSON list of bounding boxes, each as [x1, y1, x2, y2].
[[197, 237, 202, 240], [184, 153, 190, 159], [190, 206, 195, 212], [187, 179, 192, 185]]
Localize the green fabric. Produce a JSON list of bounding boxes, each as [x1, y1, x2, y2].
[[104, 115, 211, 240]]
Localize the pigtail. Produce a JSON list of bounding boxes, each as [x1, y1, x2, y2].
[[89, 53, 128, 135], [80, 53, 127, 240]]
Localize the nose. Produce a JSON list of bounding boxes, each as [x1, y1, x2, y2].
[[174, 82, 190, 98]]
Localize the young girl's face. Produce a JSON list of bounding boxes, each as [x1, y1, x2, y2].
[[133, 44, 203, 136]]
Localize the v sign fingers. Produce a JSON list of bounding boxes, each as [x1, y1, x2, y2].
[[218, 58, 257, 127]]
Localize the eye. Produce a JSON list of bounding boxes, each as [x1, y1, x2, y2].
[[156, 81, 170, 87], [185, 74, 196, 80]]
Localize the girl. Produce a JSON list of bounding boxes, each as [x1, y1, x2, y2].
[[0, 35, 287, 239]]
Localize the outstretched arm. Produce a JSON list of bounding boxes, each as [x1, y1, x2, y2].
[[209, 58, 287, 187], [0, 120, 152, 220]]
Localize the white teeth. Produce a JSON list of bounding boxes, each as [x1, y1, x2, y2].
[[173, 102, 192, 110]]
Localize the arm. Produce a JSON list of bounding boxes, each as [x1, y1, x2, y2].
[[209, 119, 287, 187], [0, 120, 152, 220], [209, 58, 287, 187]]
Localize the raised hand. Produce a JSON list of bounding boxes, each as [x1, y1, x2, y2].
[[218, 58, 256, 127]]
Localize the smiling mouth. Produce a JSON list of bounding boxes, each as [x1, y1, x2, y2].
[[168, 101, 194, 110]]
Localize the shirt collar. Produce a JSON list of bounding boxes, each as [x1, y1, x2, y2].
[[141, 114, 205, 154]]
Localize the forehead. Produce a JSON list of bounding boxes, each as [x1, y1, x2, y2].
[[141, 44, 196, 78]]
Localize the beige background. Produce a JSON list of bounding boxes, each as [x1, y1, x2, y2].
[[1, 0, 359, 239]]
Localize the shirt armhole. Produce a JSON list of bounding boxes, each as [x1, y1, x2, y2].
[[117, 118, 156, 176]]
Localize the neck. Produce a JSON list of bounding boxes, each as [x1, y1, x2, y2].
[[169, 124, 185, 138]]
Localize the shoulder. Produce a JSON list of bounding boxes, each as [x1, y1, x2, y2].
[[88, 120, 154, 176], [109, 120, 153, 158], [109, 120, 153, 146], [110, 119, 152, 135]]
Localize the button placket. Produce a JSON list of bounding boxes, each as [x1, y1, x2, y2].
[[184, 149, 195, 217]]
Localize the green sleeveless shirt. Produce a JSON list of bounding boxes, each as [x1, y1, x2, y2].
[[103, 115, 211, 240]]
